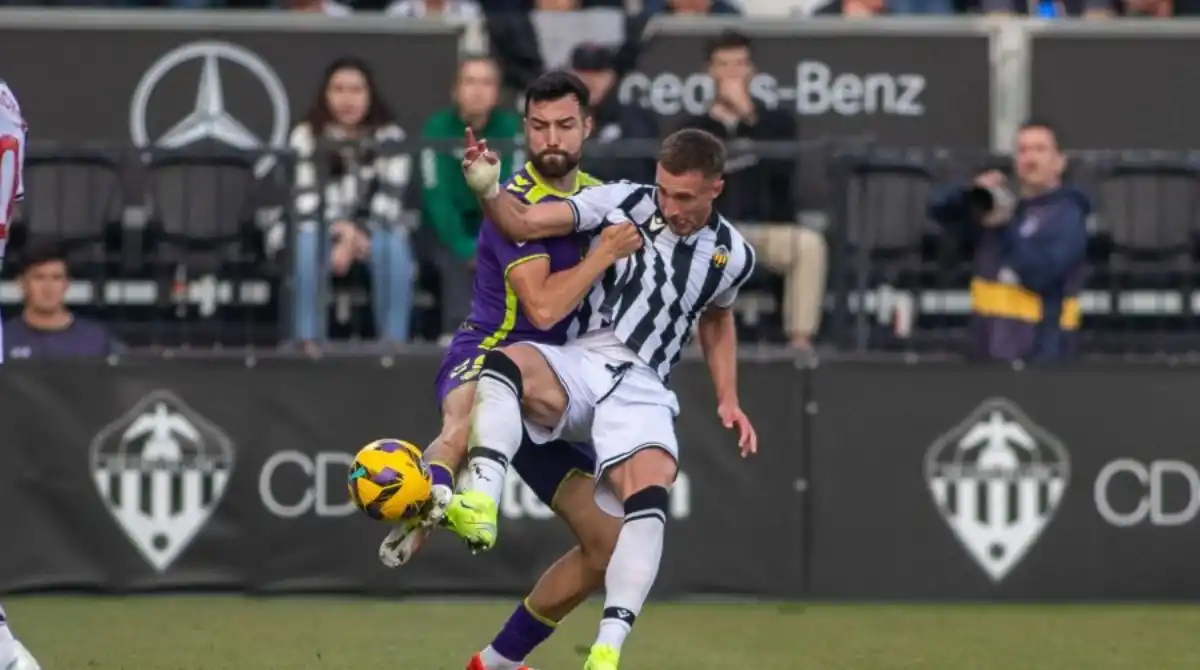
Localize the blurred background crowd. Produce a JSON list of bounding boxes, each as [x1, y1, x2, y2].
[[3, 0, 1195, 19], [1, 2, 1195, 365]]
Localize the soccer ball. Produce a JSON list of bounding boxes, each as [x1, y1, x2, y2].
[[348, 439, 432, 522]]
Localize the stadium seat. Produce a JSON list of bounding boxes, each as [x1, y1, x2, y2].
[[136, 152, 280, 348], [836, 151, 970, 351], [5, 154, 125, 278], [1086, 163, 1200, 354]]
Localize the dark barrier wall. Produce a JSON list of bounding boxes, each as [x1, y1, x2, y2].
[[0, 358, 805, 598], [810, 361, 1200, 600], [5, 357, 1200, 600]]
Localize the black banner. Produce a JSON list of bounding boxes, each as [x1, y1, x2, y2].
[[0, 357, 804, 597], [7, 357, 1200, 600], [1030, 32, 1200, 150], [810, 361, 1200, 600], [620, 23, 992, 148], [0, 15, 460, 148]]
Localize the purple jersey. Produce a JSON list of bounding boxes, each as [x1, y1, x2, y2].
[[458, 164, 604, 348]]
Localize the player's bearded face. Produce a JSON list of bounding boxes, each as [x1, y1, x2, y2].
[[525, 98, 588, 180]]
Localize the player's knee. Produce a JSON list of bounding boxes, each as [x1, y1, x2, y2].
[[622, 484, 670, 521], [480, 349, 523, 400], [608, 447, 677, 499]]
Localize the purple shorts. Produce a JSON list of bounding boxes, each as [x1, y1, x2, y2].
[[433, 332, 596, 508]]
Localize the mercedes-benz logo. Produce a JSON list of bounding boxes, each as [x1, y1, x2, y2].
[[130, 41, 290, 178]]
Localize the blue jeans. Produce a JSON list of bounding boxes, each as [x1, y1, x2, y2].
[[292, 222, 415, 343]]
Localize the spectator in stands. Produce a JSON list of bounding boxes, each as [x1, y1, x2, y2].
[[679, 30, 827, 350], [812, 0, 888, 14], [385, 0, 481, 17], [420, 55, 522, 341], [928, 120, 1089, 362], [570, 43, 658, 185], [645, 0, 743, 13], [287, 0, 353, 13], [290, 56, 414, 345], [3, 243, 121, 359]]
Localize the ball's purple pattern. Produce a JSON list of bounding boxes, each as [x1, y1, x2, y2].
[[376, 440, 405, 453], [371, 467, 401, 486]]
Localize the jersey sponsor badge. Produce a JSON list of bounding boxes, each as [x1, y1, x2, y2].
[[711, 245, 730, 269], [925, 398, 1070, 583]]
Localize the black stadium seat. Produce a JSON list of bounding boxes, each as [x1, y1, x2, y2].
[[1086, 163, 1200, 353], [132, 152, 280, 348], [6, 154, 125, 278], [836, 152, 969, 351]]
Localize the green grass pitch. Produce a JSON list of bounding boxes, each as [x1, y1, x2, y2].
[[6, 596, 1200, 669]]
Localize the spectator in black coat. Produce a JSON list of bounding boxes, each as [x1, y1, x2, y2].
[[569, 44, 658, 185], [679, 30, 828, 350]]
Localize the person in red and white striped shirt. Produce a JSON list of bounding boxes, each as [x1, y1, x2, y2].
[[0, 78, 41, 670], [0, 78, 27, 368]]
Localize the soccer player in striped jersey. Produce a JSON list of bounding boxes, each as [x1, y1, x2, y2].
[[377, 72, 642, 670], [0, 79, 42, 670], [448, 127, 759, 670]]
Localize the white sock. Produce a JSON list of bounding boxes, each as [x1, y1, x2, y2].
[[478, 645, 522, 669], [594, 486, 668, 653], [466, 353, 526, 503]]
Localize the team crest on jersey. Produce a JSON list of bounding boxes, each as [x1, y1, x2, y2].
[[924, 398, 1070, 583], [711, 245, 730, 269], [90, 390, 235, 573]]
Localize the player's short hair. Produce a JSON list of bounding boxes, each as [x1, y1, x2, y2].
[[524, 71, 591, 116], [658, 128, 726, 178], [19, 241, 66, 275], [705, 29, 752, 62]]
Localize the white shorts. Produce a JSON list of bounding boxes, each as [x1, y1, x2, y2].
[[518, 330, 680, 517]]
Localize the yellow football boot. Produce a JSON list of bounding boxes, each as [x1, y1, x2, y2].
[[444, 490, 498, 552], [582, 644, 620, 670]]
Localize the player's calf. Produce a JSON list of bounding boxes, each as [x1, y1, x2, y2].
[[587, 448, 677, 669]]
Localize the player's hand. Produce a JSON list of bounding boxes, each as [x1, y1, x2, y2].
[[718, 402, 758, 458], [462, 127, 501, 199], [597, 222, 643, 262]]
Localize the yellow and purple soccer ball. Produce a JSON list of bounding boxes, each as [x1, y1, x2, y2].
[[348, 439, 432, 522]]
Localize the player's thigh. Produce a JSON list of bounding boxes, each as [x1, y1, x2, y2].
[[501, 342, 574, 428], [552, 473, 621, 572], [593, 400, 680, 503]]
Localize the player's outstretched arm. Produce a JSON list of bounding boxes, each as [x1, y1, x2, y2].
[[697, 305, 757, 457], [509, 223, 642, 329]]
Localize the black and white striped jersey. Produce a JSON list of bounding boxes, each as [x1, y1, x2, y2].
[[564, 181, 756, 380]]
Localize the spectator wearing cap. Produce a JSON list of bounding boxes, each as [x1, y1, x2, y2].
[[679, 30, 827, 350], [3, 243, 122, 360], [570, 44, 658, 186]]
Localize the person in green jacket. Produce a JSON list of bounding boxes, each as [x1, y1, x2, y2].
[[420, 55, 523, 338]]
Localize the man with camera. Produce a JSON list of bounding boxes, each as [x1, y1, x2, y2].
[[928, 119, 1090, 362]]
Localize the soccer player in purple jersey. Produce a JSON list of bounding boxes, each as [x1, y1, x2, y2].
[[377, 72, 642, 670]]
